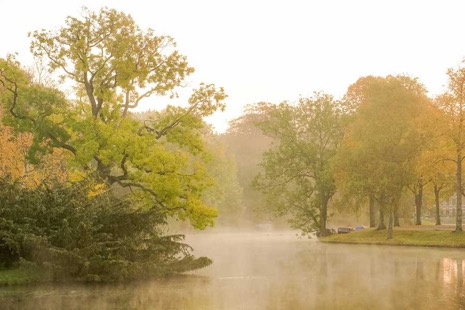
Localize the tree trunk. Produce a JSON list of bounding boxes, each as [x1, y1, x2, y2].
[[377, 209, 386, 230], [319, 199, 328, 237], [456, 153, 463, 232], [387, 210, 393, 239], [83, 73, 99, 118], [369, 195, 376, 228], [434, 184, 441, 226], [415, 181, 423, 225], [394, 208, 400, 227]]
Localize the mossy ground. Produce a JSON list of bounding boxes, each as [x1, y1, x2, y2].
[[321, 225, 465, 248]]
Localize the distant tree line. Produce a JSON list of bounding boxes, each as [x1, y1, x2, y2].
[[224, 72, 465, 239]]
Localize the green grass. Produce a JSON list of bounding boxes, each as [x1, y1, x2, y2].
[[0, 268, 46, 286], [321, 227, 465, 248]]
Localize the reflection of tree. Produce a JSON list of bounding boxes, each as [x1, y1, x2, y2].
[[442, 258, 455, 284], [394, 258, 400, 277], [457, 259, 463, 296], [441, 257, 465, 295], [415, 259, 425, 280], [370, 255, 376, 291], [435, 260, 441, 281]]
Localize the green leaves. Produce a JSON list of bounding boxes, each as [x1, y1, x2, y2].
[[0, 178, 212, 281], [253, 93, 344, 235], [29, 7, 197, 119], [8, 7, 228, 230], [0, 11, 232, 281], [0, 56, 71, 163]]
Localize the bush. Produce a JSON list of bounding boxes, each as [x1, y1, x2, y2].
[[0, 178, 211, 282]]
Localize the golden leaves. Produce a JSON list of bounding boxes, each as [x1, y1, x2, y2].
[[0, 109, 68, 187]]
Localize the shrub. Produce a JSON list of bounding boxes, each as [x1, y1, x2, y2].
[[0, 178, 211, 282]]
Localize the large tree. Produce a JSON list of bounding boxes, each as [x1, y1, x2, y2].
[[29, 7, 196, 119], [426, 145, 455, 226], [337, 76, 430, 238], [339, 76, 385, 228], [435, 65, 465, 232], [0, 8, 226, 229], [253, 93, 345, 237], [407, 121, 452, 227]]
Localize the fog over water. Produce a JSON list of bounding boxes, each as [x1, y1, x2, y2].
[[1, 230, 464, 309]]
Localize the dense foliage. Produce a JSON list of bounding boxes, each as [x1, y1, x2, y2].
[[253, 94, 345, 236], [336, 76, 432, 238], [0, 178, 211, 282], [0, 7, 224, 282], [243, 73, 464, 238], [0, 6, 226, 228]]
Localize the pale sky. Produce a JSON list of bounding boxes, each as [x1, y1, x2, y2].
[[1, 0, 465, 132]]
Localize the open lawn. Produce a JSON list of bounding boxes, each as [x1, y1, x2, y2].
[[320, 225, 465, 248]]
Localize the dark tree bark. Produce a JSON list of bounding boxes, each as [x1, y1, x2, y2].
[[319, 196, 329, 237], [369, 195, 376, 228], [394, 208, 400, 227], [415, 181, 423, 225], [456, 154, 463, 232], [434, 184, 441, 226], [377, 209, 386, 230], [387, 211, 393, 239]]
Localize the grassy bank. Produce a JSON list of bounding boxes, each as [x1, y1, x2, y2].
[[0, 268, 46, 286], [320, 227, 465, 248]]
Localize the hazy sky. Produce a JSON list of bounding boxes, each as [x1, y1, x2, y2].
[[1, 0, 465, 132]]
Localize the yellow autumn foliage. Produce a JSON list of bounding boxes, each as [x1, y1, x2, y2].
[[0, 109, 68, 187]]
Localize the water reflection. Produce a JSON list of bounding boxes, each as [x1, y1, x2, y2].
[[442, 257, 465, 299], [0, 231, 464, 309]]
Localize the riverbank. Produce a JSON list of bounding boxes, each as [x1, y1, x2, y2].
[[320, 226, 465, 248]]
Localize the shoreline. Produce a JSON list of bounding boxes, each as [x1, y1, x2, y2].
[[319, 226, 465, 249], [319, 239, 465, 249]]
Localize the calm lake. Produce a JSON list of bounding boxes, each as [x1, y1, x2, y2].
[[1, 231, 464, 309]]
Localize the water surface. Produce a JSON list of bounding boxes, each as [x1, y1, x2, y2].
[[1, 231, 464, 309]]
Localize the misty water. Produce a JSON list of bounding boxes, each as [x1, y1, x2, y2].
[[1, 231, 464, 310]]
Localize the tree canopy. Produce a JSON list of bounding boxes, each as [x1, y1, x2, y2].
[[336, 75, 434, 238], [1, 7, 228, 229], [434, 66, 465, 232], [253, 93, 345, 236], [0, 7, 228, 281]]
